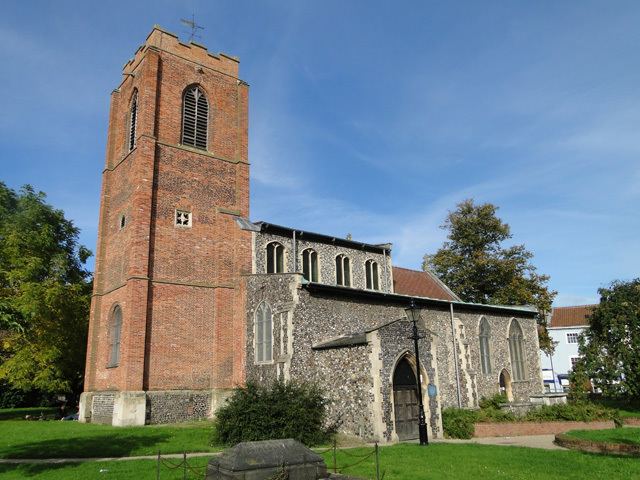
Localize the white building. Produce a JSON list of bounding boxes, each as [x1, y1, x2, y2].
[[540, 305, 595, 392]]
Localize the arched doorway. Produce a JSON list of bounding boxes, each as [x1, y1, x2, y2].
[[499, 369, 513, 402], [393, 357, 419, 441]]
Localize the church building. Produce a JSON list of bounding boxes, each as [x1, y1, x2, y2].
[[79, 26, 544, 441]]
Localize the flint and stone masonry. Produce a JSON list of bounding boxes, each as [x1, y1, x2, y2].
[[81, 26, 544, 440]]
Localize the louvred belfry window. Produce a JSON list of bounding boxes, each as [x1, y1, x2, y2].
[[128, 90, 138, 151], [181, 86, 209, 150]]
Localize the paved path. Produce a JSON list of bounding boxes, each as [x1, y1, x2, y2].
[[436, 434, 565, 450]]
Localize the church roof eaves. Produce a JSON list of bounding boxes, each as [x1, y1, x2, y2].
[[302, 282, 538, 317], [254, 221, 392, 254]]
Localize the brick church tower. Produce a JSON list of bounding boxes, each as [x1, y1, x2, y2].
[[80, 26, 251, 426]]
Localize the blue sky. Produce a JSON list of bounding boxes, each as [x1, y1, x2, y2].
[[1, 1, 638, 306]]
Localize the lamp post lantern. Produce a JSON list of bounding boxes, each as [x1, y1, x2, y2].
[[405, 299, 429, 446]]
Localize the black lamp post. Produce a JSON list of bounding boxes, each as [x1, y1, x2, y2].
[[405, 299, 429, 445]]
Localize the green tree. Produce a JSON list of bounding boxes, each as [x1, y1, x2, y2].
[[423, 199, 556, 353], [0, 182, 92, 400], [571, 279, 640, 401]]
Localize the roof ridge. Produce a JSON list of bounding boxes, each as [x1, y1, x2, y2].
[[553, 304, 598, 309]]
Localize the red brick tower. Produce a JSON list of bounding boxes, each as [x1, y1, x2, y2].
[[80, 26, 251, 426]]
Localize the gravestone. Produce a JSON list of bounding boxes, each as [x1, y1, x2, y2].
[[206, 439, 328, 480]]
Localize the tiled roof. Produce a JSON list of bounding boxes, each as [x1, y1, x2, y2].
[[392, 266, 460, 301], [550, 305, 596, 328]]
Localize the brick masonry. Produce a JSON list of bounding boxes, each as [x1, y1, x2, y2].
[[474, 420, 615, 437], [83, 26, 251, 424]]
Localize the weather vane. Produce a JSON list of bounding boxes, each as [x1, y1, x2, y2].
[[180, 13, 204, 42]]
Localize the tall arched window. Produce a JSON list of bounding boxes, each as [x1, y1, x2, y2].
[[266, 242, 285, 273], [335, 254, 351, 287], [255, 303, 273, 363], [128, 90, 138, 151], [479, 317, 491, 375], [365, 259, 379, 290], [509, 319, 526, 381], [302, 249, 318, 282], [181, 85, 209, 150], [108, 305, 123, 367]]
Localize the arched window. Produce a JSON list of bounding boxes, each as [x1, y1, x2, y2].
[[335, 254, 351, 287], [509, 319, 526, 381], [365, 259, 379, 290], [479, 317, 491, 375], [255, 303, 273, 363], [181, 85, 209, 150], [302, 249, 318, 282], [108, 305, 123, 367], [266, 242, 285, 273], [128, 90, 138, 151]]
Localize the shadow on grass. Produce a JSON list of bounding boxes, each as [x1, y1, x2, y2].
[[0, 461, 89, 478], [4, 432, 169, 459]]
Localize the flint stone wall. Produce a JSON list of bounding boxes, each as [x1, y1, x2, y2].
[[244, 273, 542, 442], [431, 308, 542, 408], [146, 390, 212, 424], [253, 231, 393, 293], [245, 274, 441, 441], [376, 318, 441, 440]]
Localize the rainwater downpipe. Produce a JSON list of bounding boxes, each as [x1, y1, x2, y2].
[[383, 249, 388, 291], [292, 230, 297, 272], [450, 303, 463, 408]]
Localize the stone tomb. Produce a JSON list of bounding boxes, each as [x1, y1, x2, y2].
[[206, 439, 327, 480]]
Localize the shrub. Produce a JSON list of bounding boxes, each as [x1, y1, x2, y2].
[[524, 402, 617, 423], [212, 380, 333, 446], [478, 393, 508, 410], [475, 406, 516, 423], [442, 407, 477, 439]]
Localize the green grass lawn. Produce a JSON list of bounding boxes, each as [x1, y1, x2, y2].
[[589, 398, 640, 419], [1, 443, 639, 479], [0, 420, 219, 459], [0, 456, 212, 479], [0, 408, 57, 421], [565, 427, 640, 446], [319, 443, 640, 480]]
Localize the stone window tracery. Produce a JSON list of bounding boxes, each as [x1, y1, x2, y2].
[[108, 305, 122, 367], [266, 242, 285, 273], [175, 210, 191, 227], [365, 259, 379, 290], [128, 90, 138, 152], [181, 85, 209, 150], [509, 319, 526, 381], [302, 248, 318, 282], [255, 303, 273, 363], [479, 317, 492, 375], [335, 254, 351, 287]]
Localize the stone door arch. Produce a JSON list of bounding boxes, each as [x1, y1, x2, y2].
[[392, 356, 420, 441], [499, 369, 513, 402]]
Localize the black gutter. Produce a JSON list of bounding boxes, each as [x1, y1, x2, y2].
[[256, 221, 391, 254], [302, 282, 538, 317]]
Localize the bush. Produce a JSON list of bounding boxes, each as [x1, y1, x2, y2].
[[442, 407, 477, 439], [475, 406, 516, 423], [212, 380, 333, 446], [524, 402, 618, 423], [478, 393, 508, 410]]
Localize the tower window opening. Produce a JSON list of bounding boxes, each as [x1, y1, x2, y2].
[[128, 90, 138, 151], [181, 85, 209, 150], [175, 210, 192, 227]]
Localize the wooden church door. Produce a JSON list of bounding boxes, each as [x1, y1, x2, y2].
[[393, 357, 419, 441]]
